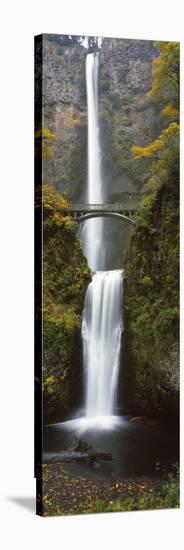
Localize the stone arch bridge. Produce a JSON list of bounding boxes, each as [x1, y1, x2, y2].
[[62, 194, 144, 225]]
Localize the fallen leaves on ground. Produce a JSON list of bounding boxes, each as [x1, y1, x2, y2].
[[37, 463, 166, 516]]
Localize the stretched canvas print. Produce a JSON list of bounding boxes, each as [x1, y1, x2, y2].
[[35, 34, 180, 516]]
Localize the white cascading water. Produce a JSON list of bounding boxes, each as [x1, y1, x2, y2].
[[81, 53, 104, 271], [80, 52, 123, 428], [82, 269, 123, 419], [57, 52, 123, 432]]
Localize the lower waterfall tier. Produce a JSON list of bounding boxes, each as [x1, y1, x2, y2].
[[82, 270, 124, 420]]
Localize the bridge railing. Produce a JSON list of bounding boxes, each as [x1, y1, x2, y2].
[[64, 201, 141, 212]]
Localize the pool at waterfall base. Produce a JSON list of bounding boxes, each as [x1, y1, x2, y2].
[[43, 414, 179, 480]]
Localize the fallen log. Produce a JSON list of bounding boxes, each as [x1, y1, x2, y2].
[[44, 450, 113, 464], [44, 438, 113, 464]]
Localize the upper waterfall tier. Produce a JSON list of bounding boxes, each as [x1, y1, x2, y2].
[[80, 53, 105, 271], [86, 53, 103, 205]]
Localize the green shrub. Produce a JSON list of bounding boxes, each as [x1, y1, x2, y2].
[[90, 469, 179, 514]]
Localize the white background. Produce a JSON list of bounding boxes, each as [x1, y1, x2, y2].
[[0, 1, 183, 548]]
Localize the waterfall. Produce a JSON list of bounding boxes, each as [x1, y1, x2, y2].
[[80, 52, 123, 428], [82, 270, 123, 418], [81, 53, 104, 271]]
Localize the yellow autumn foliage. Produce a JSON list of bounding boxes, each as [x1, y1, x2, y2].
[[43, 185, 68, 210], [150, 41, 179, 98], [35, 128, 56, 161], [162, 105, 178, 118], [131, 42, 179, 170], [47, 302, 80, 332], [131, 122, 179, 159], [44, 375, 55, 386], [35, 127, 56, 141]]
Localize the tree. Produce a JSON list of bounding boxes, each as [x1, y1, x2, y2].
[[35, 127, 56, 161], [131, 42, 179, 171], [150, 42, 179, 107]]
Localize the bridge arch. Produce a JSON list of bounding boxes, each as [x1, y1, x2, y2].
[[74, 211, 135, 225]]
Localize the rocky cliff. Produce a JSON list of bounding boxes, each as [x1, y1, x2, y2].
[[41, 186, 90, 423], [123, 164, 179, 418], [42, 35, 163, 201], [41, 35, 165, 270]]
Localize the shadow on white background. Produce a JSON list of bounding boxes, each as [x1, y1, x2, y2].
[[7, 497, 35, 514]]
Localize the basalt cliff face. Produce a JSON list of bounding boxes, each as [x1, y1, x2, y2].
[[42, 35, 161, 201]]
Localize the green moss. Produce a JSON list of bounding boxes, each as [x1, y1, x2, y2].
[[42, 187, 90, 423], [124, 152, 179, 416]]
